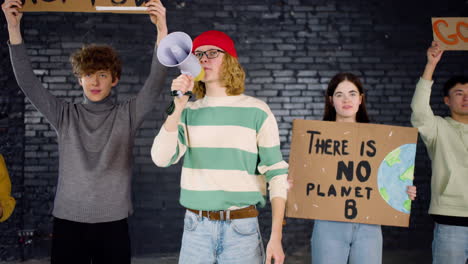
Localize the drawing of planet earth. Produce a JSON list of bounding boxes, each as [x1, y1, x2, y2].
[[377, 144, 416, 214]]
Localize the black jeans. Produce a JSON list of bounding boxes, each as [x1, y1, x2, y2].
[[51, 217, 131, 264]]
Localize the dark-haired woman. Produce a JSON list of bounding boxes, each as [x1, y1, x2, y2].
[[311, 73, 417, 264]]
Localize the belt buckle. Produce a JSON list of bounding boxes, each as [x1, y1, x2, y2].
[[203, 209, 232, 221], [210, 209, 230, 221], [220, 209, 231, 221]]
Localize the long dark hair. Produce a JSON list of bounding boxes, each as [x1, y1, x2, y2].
[[323, 73, 370, 123]]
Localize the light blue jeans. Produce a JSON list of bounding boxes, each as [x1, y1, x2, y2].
[[178, 210, 264, 264], [432, 223, 468, 264], [311, 220, 382, 264]]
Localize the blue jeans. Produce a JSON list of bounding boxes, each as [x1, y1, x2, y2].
[[432, 223, 468, 264], [311, 220, 382, 264], [178, 210, 264, 264]]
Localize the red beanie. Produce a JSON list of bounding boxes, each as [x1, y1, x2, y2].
[[192, 30, 238, 58]]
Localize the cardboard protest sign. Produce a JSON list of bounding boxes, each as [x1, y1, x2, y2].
[[432, 17, 468, 50], [286, 120, 418, 227], [21, 0, 148, 14]]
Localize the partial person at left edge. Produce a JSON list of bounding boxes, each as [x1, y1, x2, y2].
[[0, 154, 16, 223], [2, 0, 168, 263]]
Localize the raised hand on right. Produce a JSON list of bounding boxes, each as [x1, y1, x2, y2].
[[427, 41, 444, 67], [422, 41, 444, 81]]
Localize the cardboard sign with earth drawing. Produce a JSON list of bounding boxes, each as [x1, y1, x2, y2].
[[286, 119, 418, 227]]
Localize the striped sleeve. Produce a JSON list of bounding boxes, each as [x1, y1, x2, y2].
[[151, 114, 188, 167], [256, 109, 289, 200]]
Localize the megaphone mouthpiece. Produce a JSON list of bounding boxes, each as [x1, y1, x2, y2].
[[170, 46, 188, 64]]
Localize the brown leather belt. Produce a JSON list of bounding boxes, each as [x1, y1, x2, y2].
[[187, 205, 258, 221]]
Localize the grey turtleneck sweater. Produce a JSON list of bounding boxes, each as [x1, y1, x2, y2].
[[9, 42, 167, 223]]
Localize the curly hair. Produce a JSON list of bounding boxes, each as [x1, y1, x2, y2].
[[70, 44, 122, 82], [193, 53, 245, 99]]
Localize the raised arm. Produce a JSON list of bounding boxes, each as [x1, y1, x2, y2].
[[410, 41, 444, 145], [151, 75, 193, 167], [2, 0, 22, 45], [422, 41, 443, 81], [3, 0, 63, 129], [133, 0, 169, 128], [147, 0, 168, 47]]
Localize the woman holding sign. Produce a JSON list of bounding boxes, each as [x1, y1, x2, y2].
[[310, 73, 417, 264]]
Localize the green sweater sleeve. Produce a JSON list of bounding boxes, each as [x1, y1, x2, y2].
[[0, 155, 16, 222], [410, 78, 437, 149]]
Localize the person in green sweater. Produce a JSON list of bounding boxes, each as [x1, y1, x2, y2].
[[0, 154, 16, 222], [151, 30, 289, 264], [410, 41, 468, 264]]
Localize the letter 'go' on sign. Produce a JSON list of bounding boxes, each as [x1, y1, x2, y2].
[[20, 0, 149, 13], [432, 17, 468, 50]]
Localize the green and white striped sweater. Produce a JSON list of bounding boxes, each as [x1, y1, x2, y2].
[[152, 94, 289, 211]]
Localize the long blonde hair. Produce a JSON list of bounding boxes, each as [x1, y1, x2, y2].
[[193, 53, 246, 99]]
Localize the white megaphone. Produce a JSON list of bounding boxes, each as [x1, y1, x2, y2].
[[157, 32, 205, 82]]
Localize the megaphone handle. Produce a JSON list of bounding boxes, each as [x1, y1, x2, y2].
[[170, 90, 192, 98], [166, 90, 193, 115]]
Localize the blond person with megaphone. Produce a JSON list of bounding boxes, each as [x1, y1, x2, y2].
[[151, 30, 289, 264]]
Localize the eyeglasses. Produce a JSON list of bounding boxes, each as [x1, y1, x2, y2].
[[194, 49, 225, 60]]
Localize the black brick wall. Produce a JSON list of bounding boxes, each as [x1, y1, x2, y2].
[[0, 0, 467, 260]]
